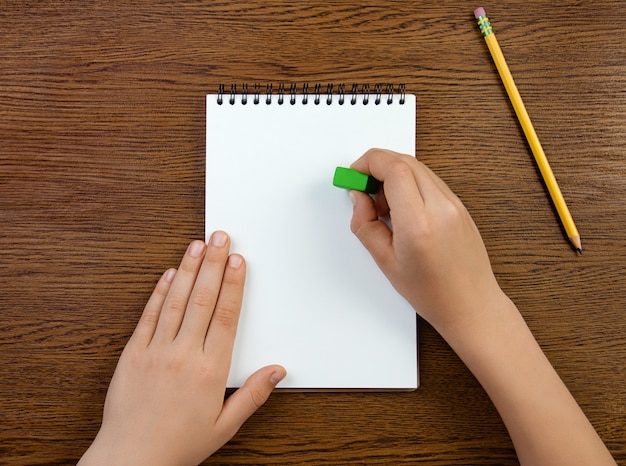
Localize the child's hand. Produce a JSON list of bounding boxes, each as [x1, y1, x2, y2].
[[350, 149, 617, 466], [79, 232, 286, 466], [350, 149, 509, 340]]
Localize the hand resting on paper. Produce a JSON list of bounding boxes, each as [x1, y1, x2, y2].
[[349, 148, 615, 466], [78, 232, 286, 466]]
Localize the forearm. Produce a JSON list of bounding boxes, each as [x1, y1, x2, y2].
[[441, 297, 615, 466]]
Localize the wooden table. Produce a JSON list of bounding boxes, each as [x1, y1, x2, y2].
[[1, 1, 625, 464]]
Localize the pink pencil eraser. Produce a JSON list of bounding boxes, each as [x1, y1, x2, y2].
[[474, 7, 486, 18]]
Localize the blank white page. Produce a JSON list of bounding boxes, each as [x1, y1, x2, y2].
[[206, 91, 417, 390]]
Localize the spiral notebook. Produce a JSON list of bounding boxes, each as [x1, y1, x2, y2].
[[206, 84, 418, 390]]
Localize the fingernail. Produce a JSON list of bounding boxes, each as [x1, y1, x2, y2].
[[228, 254, 243, 269], [164, 268, 177, 283], [269, 369, 286, 386], [210, 230, 228, 247], [188, 240, 206, 257]]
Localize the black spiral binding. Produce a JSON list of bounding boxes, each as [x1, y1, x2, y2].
[[217, 83, 406, 106]]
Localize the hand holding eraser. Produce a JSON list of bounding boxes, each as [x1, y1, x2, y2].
[[333, 167, 381, 194]]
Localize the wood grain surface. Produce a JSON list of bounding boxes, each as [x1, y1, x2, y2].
[[1, 1, 625, 464]]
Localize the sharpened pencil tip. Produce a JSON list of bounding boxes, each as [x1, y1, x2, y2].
[[576, 248, 583, 256]]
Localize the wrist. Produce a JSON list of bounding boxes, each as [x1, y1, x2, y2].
[[429, 288, 519, 354], [79, 430, 171, 466]]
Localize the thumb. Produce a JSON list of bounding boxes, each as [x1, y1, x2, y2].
[[349, 191, 395, 273], [216, 365, 286, 437]]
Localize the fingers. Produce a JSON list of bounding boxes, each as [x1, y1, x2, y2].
[[152, 240, 208, 344], [349, 149, 430, 272], [352, 148, 457, 206], [351, 149, 426, 229], [149, 231, 246, 355], [349, 191, 396, 272], [349, 148, 469, 281], [178, 231, 234, 343], [216, 365, 286, 441], [202, 253, 246, 364], [131, 268, 177, 347], [350, 148, 468, 236]]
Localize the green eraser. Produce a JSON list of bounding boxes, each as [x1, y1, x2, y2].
[[333, 167, 381, 194]]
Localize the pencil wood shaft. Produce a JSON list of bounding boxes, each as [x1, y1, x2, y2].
[[477, 12, 581, 252]]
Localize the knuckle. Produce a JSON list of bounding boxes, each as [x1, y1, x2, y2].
[[153, 278, 171, 298], [166, 294, 187, 314], [389, 158, 415, 181], [179, 257, 200, 274], [203, 248, 229, 268], [350, 218, 371, 240], [439, 199, 464, 227], [139, 310, 160, 327], [190, 286, 215, 309], [349, 217, 360, 235], [212, 300, 240, 328], [196, 362, 220, 385], [221, 270, 243, 288], [163, 347, 187, 374], [248, 386, 269, 409]]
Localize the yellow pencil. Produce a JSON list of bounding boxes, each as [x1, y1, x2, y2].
[[474, 7, 582, 254]]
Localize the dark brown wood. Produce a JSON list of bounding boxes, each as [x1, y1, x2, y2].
[[1, 1, 624, 464]]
